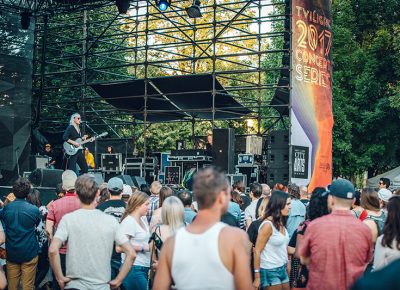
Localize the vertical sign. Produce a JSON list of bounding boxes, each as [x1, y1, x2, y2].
[[290, 0, 333, 189]]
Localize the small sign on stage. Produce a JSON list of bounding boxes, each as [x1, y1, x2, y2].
[[292, 146, 309, 179]]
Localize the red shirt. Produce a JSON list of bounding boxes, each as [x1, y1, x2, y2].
[[47, 192, 80, 254], [299, 210, 373, 290]]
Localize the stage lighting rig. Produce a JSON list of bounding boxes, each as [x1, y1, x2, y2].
[[155, 0, 171, 11], [186, 0, 202, 18]]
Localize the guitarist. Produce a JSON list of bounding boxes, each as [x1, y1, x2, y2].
[[62, 113, 88, 174]]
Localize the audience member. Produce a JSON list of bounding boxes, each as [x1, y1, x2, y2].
[[147, 181, 162, 222], [299, 185, 309, 206], [49, 174, 135, 290], [0, 178, 40, 290], [98, 187, 110, 205], [253, 191, 291, 290], [299, 179, 373, 290], [378, 178, 390, 190], [351, 259, 400, 290], [26, 189, 49, 289], [361, 188, 386, 244], [377, 188, 392, 215], [352, 190, 367, 220], [261, 184, 271, 197], [286, 184, 306, 238], [373, 196, 400, 271], [288, 187, 329, 288], [150, 186, 173, 230], [153, 167, 252, 290], [244, 183, 263, 228], [231, 190, 245, 229], [45, 170, 80, 290], [96, 177, 127, 280], [151, 196, 185, 271], [177, 190, 197, 224], [120, 191, 151, 290]]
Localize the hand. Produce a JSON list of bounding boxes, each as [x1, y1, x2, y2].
[[82, 134, 88, 140], [109, 278, 122, 289], [253, 277, 260, 289], [57, 276, 71, 290], [73, 141, 80, 148], [151, 260, 159, 270]]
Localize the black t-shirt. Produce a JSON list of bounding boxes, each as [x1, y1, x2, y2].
[[221, 212, 239, 227], [97, 199, 126, 260], [97, 199, 126, 222], [63, 125, 82, 142]]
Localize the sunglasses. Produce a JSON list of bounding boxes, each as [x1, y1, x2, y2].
[[379, 182, 383, 185]]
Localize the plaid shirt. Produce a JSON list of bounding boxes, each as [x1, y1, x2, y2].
[[147, 195, 159, 223]]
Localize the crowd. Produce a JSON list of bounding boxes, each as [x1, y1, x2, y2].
[[0, 168, 399, 290]]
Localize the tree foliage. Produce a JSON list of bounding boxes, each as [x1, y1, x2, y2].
[[332, 0, 400, 178]]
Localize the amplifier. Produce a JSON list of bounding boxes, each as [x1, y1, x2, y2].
[[101, 153, 123, 172], [237, 154, 254, 166], [125, 157, 155, 165], [235, 165, 259, 185], [168, 155, 212, 162], [226, 174, 247, 187], [170, 149, 210, 156]]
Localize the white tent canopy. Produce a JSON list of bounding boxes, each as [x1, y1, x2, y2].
[[367, 166, 400, 189]]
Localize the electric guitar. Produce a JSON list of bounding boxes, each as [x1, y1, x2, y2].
[[63, 132, 108, 156]]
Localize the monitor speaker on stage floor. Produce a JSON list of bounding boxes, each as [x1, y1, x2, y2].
[[28, 168, 63, 188], [212, 128, 235, 174], [116, 175, 134, 187]]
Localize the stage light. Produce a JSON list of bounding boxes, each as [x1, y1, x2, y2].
[[156, 0, 171, 11], [116, 0, 130, 14], [186, 0, 202, 18], [20, 11, 31, 30]]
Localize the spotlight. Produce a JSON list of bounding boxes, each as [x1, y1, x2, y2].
[[20, 11, 31, 30], [186, 0, 202, 18], [156, 0, 171, 11], [116, 0, 130, 14]]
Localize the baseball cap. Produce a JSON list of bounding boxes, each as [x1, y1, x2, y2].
[[62, 170, 77, 191], [107, 177, 123, 192], [328, 178, 355, 199], [122, 184, 133, 197], [378, 188, 392, 203]]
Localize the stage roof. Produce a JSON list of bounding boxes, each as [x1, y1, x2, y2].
[[91, 74, 252, 122]]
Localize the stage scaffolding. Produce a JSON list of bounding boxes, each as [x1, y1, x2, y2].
[[13, 0, 290, 141]]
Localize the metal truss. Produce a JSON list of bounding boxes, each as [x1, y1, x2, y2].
[[29, 0, 290, 141]]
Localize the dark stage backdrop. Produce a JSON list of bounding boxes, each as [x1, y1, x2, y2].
[[0, 12, 35, 185]]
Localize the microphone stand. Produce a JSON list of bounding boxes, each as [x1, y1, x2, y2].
[[15, 147, 21, 177]]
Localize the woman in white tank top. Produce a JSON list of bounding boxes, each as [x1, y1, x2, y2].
[[119, 191, 151, 290], [253, 191, 291, 290]]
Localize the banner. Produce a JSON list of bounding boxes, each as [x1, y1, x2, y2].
[[290, 0, 333, 190]]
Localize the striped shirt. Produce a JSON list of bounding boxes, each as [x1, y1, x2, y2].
[[147, 195, 159, 223]]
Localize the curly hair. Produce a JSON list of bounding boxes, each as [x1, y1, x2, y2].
[[307, 187, 329, 221], [13, 177, 31, 199]]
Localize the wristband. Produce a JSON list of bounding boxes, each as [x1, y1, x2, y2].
[[254, 269, 260, 273], [141, 244, 144, 253]]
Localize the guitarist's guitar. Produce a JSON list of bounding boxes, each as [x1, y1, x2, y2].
[[63, 132, 108, 156]]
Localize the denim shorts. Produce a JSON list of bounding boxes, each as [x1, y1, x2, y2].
[[260, 264, 289, 287]]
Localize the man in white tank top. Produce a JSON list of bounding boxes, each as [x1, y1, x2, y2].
[[153, 167, 253, 290]]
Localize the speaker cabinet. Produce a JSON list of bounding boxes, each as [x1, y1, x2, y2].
[[28, 169, 63, 188], [213, 128, 235, 174], [116, 175, 134, 187]]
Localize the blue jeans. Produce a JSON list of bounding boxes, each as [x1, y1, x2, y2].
[[111, 259, 121, 281], [260, 264, 289, 287], [122, 265, 149, 290]]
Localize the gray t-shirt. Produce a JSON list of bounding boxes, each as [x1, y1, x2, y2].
[[54, 209, 128, 290]]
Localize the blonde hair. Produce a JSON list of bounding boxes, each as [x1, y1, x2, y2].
[[161, 196, 185, 235], [258, 196, 270, 218], [69, 113, 80, 125], [150, 181, 162, 195], [121, 191, 148, 221]]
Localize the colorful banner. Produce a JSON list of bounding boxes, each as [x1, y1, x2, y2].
[[290, 0, 333, 190]]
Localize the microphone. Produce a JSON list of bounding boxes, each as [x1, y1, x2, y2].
[[80, 120, 88, 123]]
